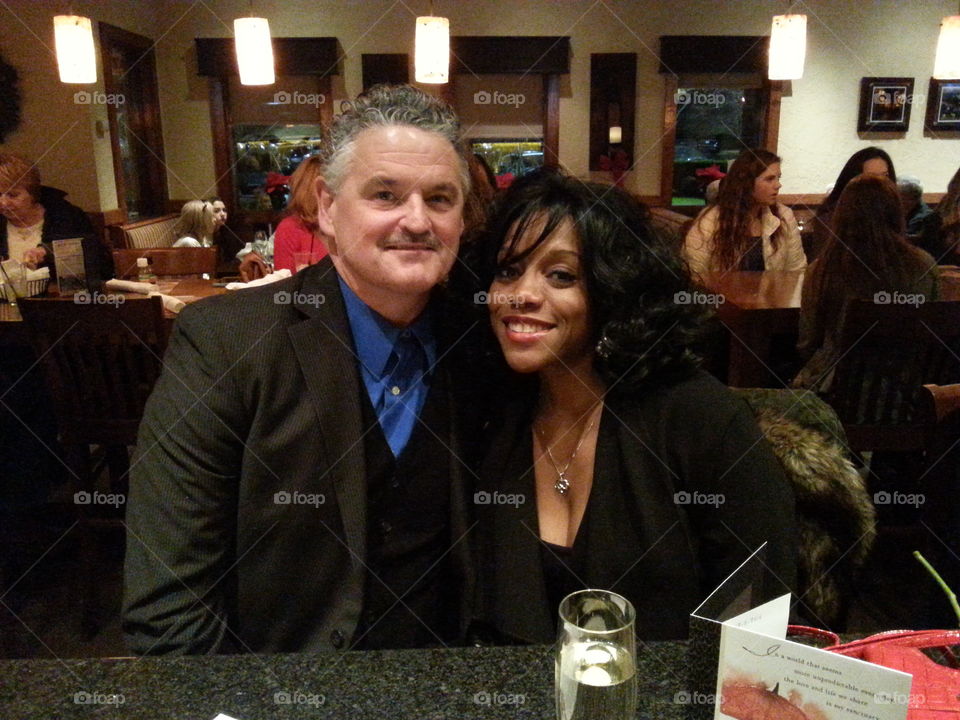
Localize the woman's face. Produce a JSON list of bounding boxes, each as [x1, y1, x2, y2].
[[210, 200, 227, 229], [752, 162, 782, 206], [862, 157, 890, 179], [488, 216, 593, 377], [0, 184, 37, 222]]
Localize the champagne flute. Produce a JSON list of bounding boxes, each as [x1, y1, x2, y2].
[[556, 589, 637, 720]]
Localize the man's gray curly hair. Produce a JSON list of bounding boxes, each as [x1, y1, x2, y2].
[[320, 84, 470, 196]]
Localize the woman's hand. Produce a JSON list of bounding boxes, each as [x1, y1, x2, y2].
[[239, 252, 270, 282], [22, 246, 48, 269]]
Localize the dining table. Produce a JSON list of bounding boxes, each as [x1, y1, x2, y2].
[[0, 642, 694, 719]]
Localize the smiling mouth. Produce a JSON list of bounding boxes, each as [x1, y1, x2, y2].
[[504, 318, 554, 334]]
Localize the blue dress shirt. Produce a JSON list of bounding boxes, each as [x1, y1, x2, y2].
[[338, 277, 437, 457]]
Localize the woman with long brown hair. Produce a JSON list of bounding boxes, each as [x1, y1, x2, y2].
[[794, 174, 939, 392], [937, 165, 960, 263], [683, 148, 805, 275]]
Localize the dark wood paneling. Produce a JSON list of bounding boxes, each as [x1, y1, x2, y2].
[[196, 37, 341, 77], [543, 74, 560, 170], [362, 54, 409, 90], [659, 36, 768, 74], [589, 53, 636, 171], [451, 36, 570, 75]]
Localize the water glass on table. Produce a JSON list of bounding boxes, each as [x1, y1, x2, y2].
[[556, 589, 637, 720]]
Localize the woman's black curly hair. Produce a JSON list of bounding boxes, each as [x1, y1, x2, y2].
[[461, 169, 705, 398]]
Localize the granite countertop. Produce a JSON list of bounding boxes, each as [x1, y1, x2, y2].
[[0, 642, 693, 719]]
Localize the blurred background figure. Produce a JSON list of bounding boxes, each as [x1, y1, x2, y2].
[[684, 148, 805, 274], [272, 155, 328, 274], [897, 176, 943, 259], [463, 153, 497, 240], [794, 175, 939, 393], [811, 147, 896, 260], [936, 166, 960, 265], [172, 199, 216, 248]]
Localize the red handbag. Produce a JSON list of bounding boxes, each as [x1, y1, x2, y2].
[[821, 629, 960, 718]]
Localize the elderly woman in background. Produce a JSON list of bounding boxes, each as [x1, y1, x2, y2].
[[810, 146, 896, 260], [794, 175, 939, 393], [172, 199, 216, 247], [683, 148, 805, 275], [468, 170, 795, 642], [0, 152, 108, 277]]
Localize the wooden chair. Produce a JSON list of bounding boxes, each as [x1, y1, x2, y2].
[[824, 300, 960, 454], [112, 247, 217, 278], [18, 296, 167, 635]]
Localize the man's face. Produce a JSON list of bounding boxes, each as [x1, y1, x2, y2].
[[318, 125, 464, 315]]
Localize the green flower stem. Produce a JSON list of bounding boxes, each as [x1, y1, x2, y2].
[[913, 551, 960, 626]]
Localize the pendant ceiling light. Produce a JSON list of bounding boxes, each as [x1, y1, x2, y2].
[[415, 15, 449, 84], [768, 13, 807, 81], [234, 16, 275, 85], [933, 13, 960, 79], [53, 15, 96, 84]]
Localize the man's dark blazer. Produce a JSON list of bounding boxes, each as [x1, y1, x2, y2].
[[123, 258, 476, 654]]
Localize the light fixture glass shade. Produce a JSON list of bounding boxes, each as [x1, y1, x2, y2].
[[53, 15, 96, 84], [608, 126, 623, 144], [768, 14, 807, 81], [234, 17, 275, 86], [933, 16, 960, 79], [415, 16, 449, 84]]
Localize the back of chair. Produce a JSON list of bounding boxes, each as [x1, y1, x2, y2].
[[112, 247, 217, 278], [18, 297, 167, 447], [825, 300, 960, 451]]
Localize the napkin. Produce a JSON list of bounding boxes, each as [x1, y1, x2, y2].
[[105, 278, 157, 294], [149, 292, 186, 314], [25, 266, 50, 281], [225, 268, 292, 290]]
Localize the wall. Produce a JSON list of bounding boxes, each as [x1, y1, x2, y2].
[[1, 0, 957, 213]]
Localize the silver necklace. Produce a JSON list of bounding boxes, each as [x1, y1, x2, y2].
[[535, 405, 602, 496]]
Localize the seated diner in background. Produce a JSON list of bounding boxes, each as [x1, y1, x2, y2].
[[683, 148, 806, 276], [466, 170, 796, 642], [793, 175, 939, 393], [897, 175, 944, 259], [0, 152, 111, 281], [937, 165, 960, 265], [810, 146, 896, 261], [172, 199, 216, 248]]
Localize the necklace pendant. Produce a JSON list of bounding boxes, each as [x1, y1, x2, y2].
[[554, 472, 570, 495]]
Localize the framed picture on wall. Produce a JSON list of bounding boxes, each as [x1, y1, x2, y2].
[[925, 78, 960, 131], [857, 77, 914, 132]]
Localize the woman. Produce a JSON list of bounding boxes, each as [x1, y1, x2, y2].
[[172, 199, 216, 247], [794, 174, 939, 393], [0, 152, 106, 275], [810, 147, 896, 260], [684, 148, 805, 275], [272, 155, 329, 273], [936, 166, 960, 264], [470, 171, 796, 642]]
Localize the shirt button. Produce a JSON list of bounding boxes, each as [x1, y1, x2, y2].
[[330, 630, 345, 649], [380, 520, 392, 534], [390, 386, 401, 396]]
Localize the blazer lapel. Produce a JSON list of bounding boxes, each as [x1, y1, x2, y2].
[[288, 260, 368, 568]]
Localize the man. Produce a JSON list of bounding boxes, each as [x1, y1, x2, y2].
[[897, 175, 944, 258], [123, 85, 477, 654]]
